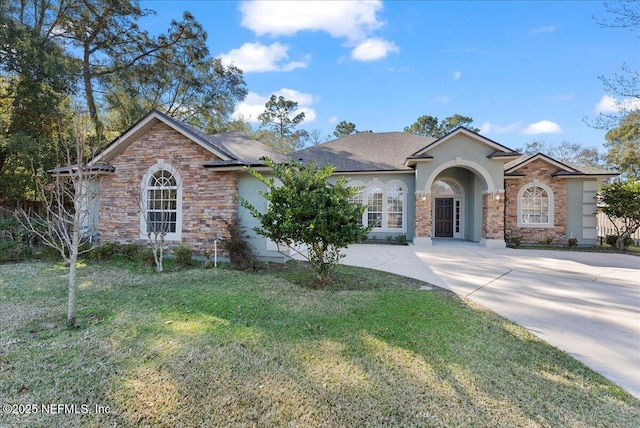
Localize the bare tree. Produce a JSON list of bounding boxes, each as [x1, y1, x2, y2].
[[15, 116, 107, 327], [590, 1, 640, 129], [132, 164, 181, 273]]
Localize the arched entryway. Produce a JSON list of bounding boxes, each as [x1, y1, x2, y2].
[[414, 158, 505, 248]]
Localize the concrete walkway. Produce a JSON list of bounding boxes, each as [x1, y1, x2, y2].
[[341, 241, 640, 398]]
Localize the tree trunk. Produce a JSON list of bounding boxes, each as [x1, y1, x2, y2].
[[67, 241, 78, 328], [82, 44, 103, 140]]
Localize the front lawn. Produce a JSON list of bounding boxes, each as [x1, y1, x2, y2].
[[1, 261, 638, 427]]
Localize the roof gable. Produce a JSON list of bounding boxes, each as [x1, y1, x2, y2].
[[89, 110, 237, 166], [89, 110, 283, 168], [504, 153, 577, 175], [504, 153, 619, 177], [412, 127, 519, 157]]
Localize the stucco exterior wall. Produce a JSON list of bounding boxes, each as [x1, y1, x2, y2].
[[330, 173, 416, 240], [565, 179, 598, 245], [99, 122, 237, 254], [413, 134, 508, 245], [504, 159, 567, 244]]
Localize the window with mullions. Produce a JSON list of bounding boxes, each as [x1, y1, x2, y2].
[[367, 186, 383, 227], [146, 169, 178, 235], [386, 185, 403, 229], [518, 183, 553, 227], [348, 192, 364, 227]]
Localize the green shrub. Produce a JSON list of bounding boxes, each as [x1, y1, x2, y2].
[[567, 237, 578, 248], [510, 236, 523, 247], [119, 243, 141, 261], [137, 248, 155, 266], [220, 217, 254, 270], [0, 240, 32, 262], [395, 234, 408, 245], [605, 235, 633, 248], [173, 245, 193, 268], [93, 242, 119, 260]]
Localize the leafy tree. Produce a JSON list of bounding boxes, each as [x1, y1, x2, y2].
[[604, 111, 640, 180], [257, 95, 306, 153], [333, 121, 357, 138], [103, 23, 247, 135], [519, 140, 604, 168], [0, 6, 77, 202], [404, 114, 479, 138], [4, 1, 210, 138], [600, 180, 640, 250], [241, 158, 371, 286]]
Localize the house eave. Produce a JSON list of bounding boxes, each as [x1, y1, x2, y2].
[[332, 169, 414, 176], [49, 164, 115, 177], [552, 173, 619, 179]]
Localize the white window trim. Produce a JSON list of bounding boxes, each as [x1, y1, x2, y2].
[[140, 160, 183, 241], [517, 181, 554, 228], [352, 179, 406, 232]]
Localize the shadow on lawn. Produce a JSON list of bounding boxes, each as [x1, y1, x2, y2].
[[101, 270, 637, 427], [1, 262, 638, 427]]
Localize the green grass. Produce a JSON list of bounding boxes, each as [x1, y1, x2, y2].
[[1, 261, 638, 427]]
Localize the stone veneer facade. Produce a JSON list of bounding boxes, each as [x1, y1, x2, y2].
[[414, 194, 432, 238], [482, 191, 505, 240], [99, 122, 237, 254], [504, 159, 567, 244]]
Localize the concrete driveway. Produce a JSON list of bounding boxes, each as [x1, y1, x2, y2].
[[341, 241, 640, 398]]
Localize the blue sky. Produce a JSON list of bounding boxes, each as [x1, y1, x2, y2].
[[143, 1, 638, 150]]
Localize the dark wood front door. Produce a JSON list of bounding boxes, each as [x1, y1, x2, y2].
[[435, 198, 453, 237]]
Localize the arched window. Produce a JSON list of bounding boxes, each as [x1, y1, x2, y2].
[[518, 183, 553, 227], [141, 162, 182, 240]]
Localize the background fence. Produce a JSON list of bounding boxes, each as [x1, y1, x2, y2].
[[596, 211, 640, 245]]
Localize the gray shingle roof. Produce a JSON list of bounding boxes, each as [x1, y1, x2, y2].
[[293, 132, 436, 172]]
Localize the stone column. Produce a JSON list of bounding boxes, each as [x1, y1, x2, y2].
[[481, 191, 506, 248], [414, 192, 432, 246]]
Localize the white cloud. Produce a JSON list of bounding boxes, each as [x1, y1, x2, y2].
[[239, 0, 397, 62], [219, 42, 309, 73], [595, 95, 618, 113], [453, 71, 462, 80], [351, 38, 399, 61], [328, 116, 339, 124], [595, 94, 640, 113], [232, 89, 317, 124], [240, 0, 384, 41], [522, 120, 562, 135], [479, 122, 521, 134]]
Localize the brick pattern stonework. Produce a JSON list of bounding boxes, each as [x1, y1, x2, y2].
[[482, 191, 505, 240], [504, 159, 567, 244], [414, 193, 432, 238], [99, 122, 237, 254]]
